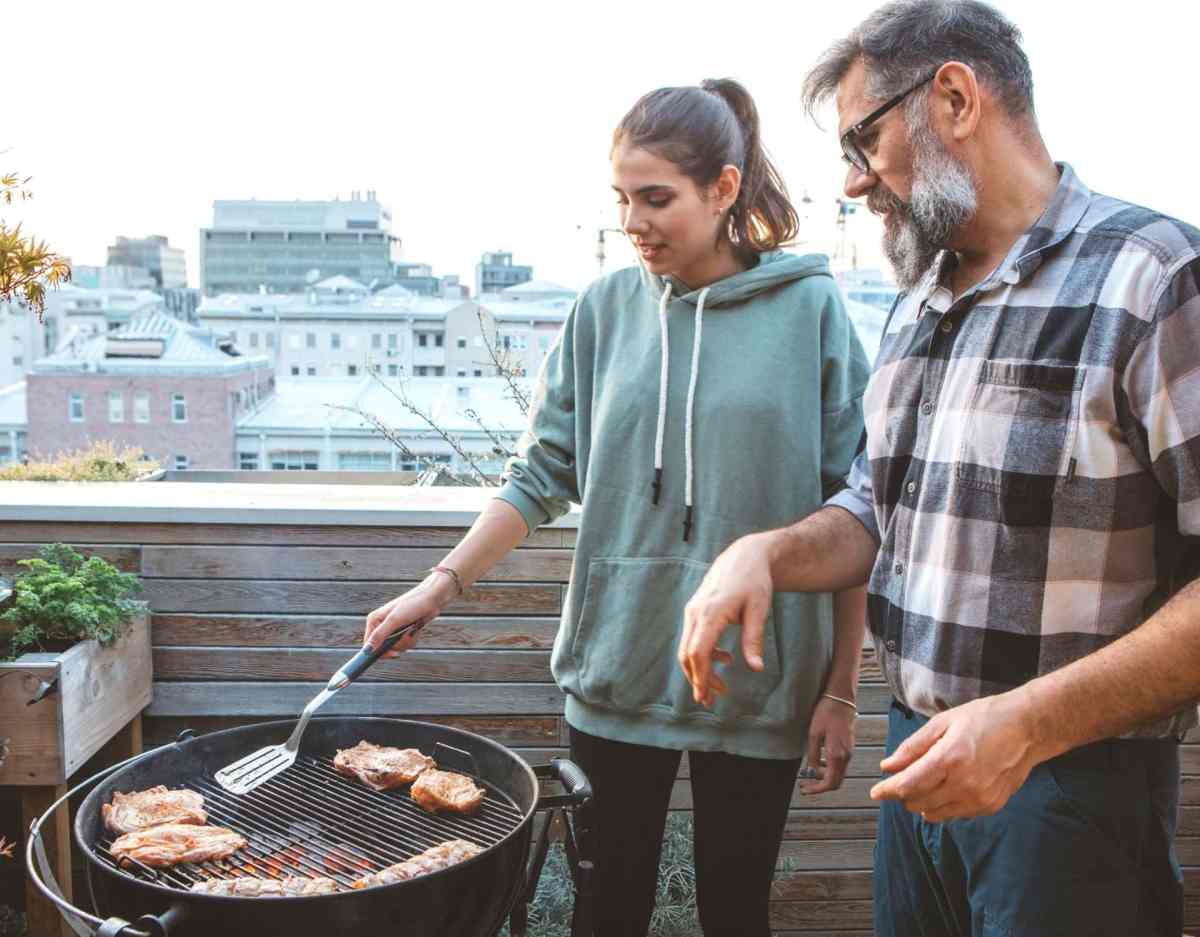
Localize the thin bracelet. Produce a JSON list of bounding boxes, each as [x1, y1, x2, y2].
[[821, 692, 858, 713], [429, 565, 464, 596]]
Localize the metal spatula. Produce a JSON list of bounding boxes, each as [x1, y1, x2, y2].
[[215, 619, 427, 795]]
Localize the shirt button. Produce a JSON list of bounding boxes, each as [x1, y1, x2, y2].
[[940, 319, 953, 333], [886, 639, 898, 653], [906, 481, 917, 495], [921, 401, 934, 416], [894, 562, 904, 576]]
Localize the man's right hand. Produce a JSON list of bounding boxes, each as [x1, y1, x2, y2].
[[679, 532, 776, 707], [363, 573, 458, 659]]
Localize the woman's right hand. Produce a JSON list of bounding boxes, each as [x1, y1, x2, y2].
[[363, 573, 458, 659]]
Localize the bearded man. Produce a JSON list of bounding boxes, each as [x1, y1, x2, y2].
[[676, 1, 1200, 934]]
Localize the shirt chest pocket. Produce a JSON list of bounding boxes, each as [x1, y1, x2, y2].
[[955, 361, 1084, 500]]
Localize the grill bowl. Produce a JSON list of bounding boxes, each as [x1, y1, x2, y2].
[[76, 717, 542, 937]]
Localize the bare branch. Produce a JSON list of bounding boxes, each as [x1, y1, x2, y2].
[[323, 404, 421, 464], [476, 307, 530, 415], [463, 407, 518, 460]]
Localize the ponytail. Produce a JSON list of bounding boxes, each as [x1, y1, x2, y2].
[[614, 78, 798, 264]]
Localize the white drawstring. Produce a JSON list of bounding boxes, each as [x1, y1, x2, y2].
[[683, 288, 710, 542], [652, 282, 673, 505]]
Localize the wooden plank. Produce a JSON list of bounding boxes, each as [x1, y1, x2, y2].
[[0, 659, 63, 784], [770, 899, 873, 930], [0, 544, 141, 576], [147, 681, 566, 717], [141, 545, 574, 582], [778, 839, 875, 871], [151, 613, 560, 649], [22, 783, 73, 937], [153, 647, 552, 683], [0, 521, 566, 548], [772, 869, 873, 901], [59, 611, 153, 779], [783, 810, 880, 841], [1182, 807, 1200, 837], [141, 579, 561, 615], [143, 714, 564, 748]]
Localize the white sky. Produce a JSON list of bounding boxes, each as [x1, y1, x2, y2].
[[5, 0, 1197, 291]]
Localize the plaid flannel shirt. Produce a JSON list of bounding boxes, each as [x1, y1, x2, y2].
[[828, 164, 1200, 738]]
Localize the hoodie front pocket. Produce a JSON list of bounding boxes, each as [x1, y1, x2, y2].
[[571, 556, 782, 716]]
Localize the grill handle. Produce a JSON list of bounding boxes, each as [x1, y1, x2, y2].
[[533, 758, 593, 809], [25, 739, 194, 937], [331, 617, 428, 690]]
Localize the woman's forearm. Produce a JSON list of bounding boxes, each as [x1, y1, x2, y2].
[[824, 584, 868, 701], [435, 497, 534, 594]]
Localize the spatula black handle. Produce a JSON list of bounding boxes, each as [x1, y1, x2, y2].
[[330, 618, 429, 689]]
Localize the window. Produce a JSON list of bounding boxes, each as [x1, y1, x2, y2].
[[331, 333, 341, 350], [414, 366, 428, 377], [69, 393, 84, 422], [347, 364, 358, 377], [456, 385, 469, 402], [229, 330, 238, 345], [346, 335, 357, 350], [434, 333, 444, 347], [372, 333, 382, 350], [387, 364, 399, 377], [266, 332, 275, 349], [418, 334, 428, 348], [306, 365, 317, 376], [249, 332, 259, 348], [288, 332, 301, 350], [270, 449, 320, 471], [434, 367, 444, 377], [337, 451, 392, 471], [473, 369, 483, 377], [109, 392, 124, 423], [388, 333, 398, 350], [134, 392, 149, 423], [456, 337, 467, 349], [306, 332, 317, 349], [456, 368, 467, 377], [239, 452, 259, 470], [12, 356, 22, 367], [291, 365, 300, 376], [174, 455, 189, 471], [171, 393, 187, 422]]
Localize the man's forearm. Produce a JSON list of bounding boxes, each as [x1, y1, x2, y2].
[[764, 506, 878, 593], [1022, 577, 1200, 763]]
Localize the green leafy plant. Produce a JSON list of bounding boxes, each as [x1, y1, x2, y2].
[[0, 171, 71, 320], [1, 544, 143, 660], [0, 440, 161, 481]]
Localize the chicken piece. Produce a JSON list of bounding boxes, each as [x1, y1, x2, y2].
[[190, 876, 339, 897], [350, 840, 483, 889], [109, 823, 247, 868], [102, 786, 207, 836], [333, 741, 436, 792], [410, 769, 486, 815]]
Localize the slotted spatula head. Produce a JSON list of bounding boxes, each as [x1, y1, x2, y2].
[[214, 743, 299, 795]]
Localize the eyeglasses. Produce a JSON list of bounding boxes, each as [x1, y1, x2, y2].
[[840, 68, 941, 175]]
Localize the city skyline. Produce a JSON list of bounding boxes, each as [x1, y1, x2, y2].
[[6, 1, 1199, 293]]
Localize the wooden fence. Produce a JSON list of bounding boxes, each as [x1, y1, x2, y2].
[[2, 484, 1197, 935]]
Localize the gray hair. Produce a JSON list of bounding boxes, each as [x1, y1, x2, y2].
[[801, 0, 1035, 122]]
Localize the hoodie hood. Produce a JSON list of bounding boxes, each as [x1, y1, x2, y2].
[[648, 249, 833, 308]]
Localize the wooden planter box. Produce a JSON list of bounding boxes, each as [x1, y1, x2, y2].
[[0, 607, 151, 785]]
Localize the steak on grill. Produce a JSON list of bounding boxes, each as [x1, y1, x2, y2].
[[109, 823, 247, 868], [350, 839, 483, 889], [102, 786, 207, 835], [333, 741, 437, 792], [410, 769, 486, 815], [190, 876, 339, 897]]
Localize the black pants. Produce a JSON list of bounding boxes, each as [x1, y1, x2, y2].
[[569, 726, 800, 937]]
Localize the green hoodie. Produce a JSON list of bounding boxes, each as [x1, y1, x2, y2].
[[498, 250, 869, 759]]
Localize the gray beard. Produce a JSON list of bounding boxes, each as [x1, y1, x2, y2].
[[873, 116, 978, 290]]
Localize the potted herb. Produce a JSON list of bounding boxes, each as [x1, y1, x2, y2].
[[0, 544, 151, 786]]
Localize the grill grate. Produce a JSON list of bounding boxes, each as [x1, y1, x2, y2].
[[93, 754, 525, 894]]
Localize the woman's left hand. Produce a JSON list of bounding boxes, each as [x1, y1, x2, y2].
[[800, 696, 856, 795]]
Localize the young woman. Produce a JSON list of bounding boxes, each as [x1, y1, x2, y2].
[[364, 78, 870, 937]]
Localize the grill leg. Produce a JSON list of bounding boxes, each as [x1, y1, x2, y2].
[[565, 802, 595, 937]]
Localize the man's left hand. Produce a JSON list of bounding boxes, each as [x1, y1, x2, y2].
[[869, 690, 1047, 821]]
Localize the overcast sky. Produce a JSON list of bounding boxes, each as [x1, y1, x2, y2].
[[5, 0, 1196, 291]]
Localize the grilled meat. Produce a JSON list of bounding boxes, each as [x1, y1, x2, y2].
[[350, 839, 483, 889], [190, 876, 339, 897], [333, 741, 436, 792], [102, 786, 207, 835], [109, 823, 247, 868], [410, 769, 486, 815]]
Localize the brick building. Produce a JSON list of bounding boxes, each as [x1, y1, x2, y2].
[[27, 313, 274, 470]]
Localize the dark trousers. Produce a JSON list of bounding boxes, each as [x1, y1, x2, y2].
[[875, 701, 1183, 937], [568, 725, 800, 937]]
